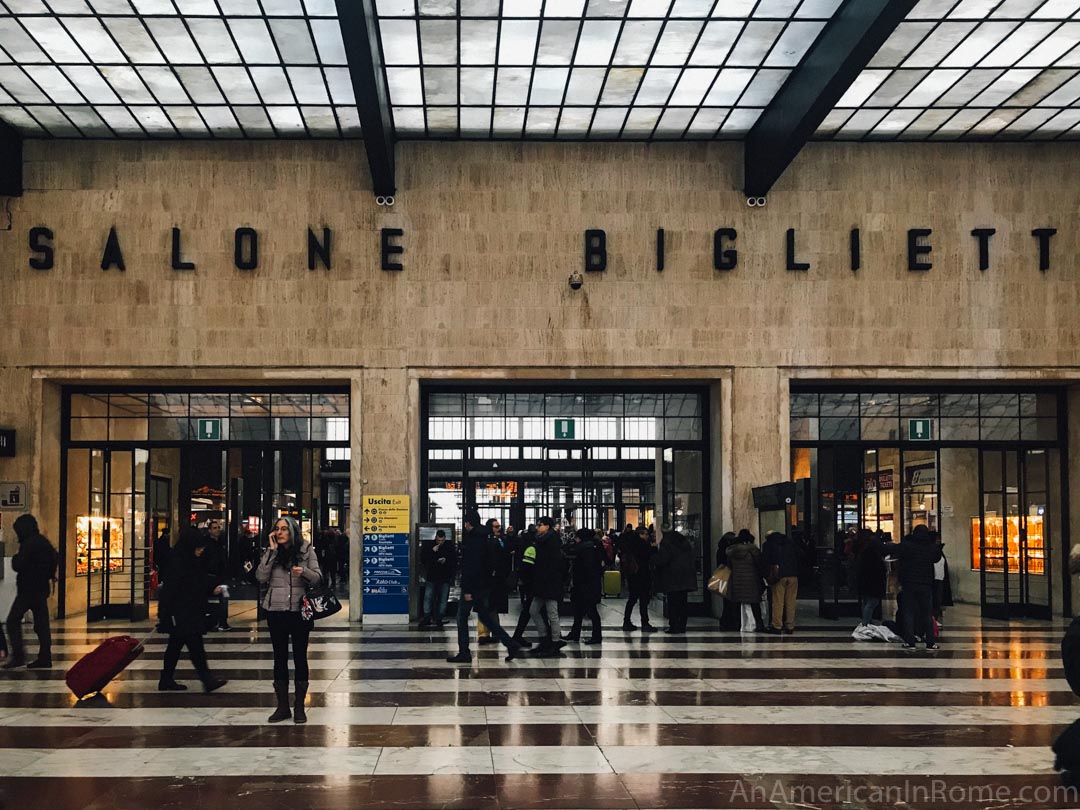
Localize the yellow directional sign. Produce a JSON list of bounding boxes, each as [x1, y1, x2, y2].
[[361, 495, 410, 533]]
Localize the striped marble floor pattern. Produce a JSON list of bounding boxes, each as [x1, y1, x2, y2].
[[0, 602, 1077, 809]]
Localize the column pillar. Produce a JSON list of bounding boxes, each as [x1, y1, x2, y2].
[[730, 367, 788, 535]]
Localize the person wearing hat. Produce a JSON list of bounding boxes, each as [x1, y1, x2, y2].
[[157, 527, 229, 693], [565, 527, 604, 645], [2, 514, 57, 670], [446, 510, 524, 664]]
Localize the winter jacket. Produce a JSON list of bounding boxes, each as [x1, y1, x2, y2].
[[856, 540, 887, 599], [654, 532, 696, 593], [889, 528, 943, 588], [570, 538, 604, 606], [12, 532, 57, 600], [725, 540, 764, 604], [761, 534, 800, 579], [421, 537, 457, 584], [160, 541, 218, 636], [521, 530, 563, 600], [256, 541, 322, 612], [458, 526, 496, 594]]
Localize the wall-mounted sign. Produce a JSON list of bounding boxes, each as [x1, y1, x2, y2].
[[908, 419, 933, 441], [0, 430, 14, 457], [361, 495, 410, 615], [863, 469, 894, 493], [554, 418, 575, 440], [0, 482, 28, 512], [197, 418, 221, 441]]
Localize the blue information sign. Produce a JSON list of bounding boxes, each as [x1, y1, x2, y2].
[[361, 496, 410, 614]]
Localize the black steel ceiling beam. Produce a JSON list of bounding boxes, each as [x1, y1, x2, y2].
[[0, 120, 23, 197], [743, 0, 916, 198], [335, 0, 396, 197]]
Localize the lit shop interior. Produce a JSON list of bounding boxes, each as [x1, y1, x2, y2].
[[789, 388, 1065, 620]]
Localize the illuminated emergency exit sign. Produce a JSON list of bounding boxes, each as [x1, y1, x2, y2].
[[554, 419, 575, 440], [908, 419, 933, 441]]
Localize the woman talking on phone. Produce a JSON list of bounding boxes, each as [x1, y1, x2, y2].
[[256, 516, 322, 724]]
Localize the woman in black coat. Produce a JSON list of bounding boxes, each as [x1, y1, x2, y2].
[[726, 529, 765, 632], [715, 531, 741, 630], [158, 528, 228, 693], [856, 531, 887, 625], [566, 528, 605, 644], [655, 530, 696, 634]]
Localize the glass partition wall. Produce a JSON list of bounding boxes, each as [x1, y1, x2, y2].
[[422, 386, 710, 609], [791, 387, 1066, 620], [61, 388, 350, 620]]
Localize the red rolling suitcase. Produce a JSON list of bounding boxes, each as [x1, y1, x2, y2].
[[65, 635, 146, 699]]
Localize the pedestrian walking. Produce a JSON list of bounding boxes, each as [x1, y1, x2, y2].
[[2, 514, 57, 670], [566, 528, 604, 645]]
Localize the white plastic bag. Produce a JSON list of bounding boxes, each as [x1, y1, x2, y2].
[[852, 623, 901, 643]]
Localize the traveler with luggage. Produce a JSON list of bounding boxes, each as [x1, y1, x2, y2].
[[157, 527, 229, 693], [715, 531, 741, 630], [256, 515, 322, 723], [654, 529, 696, 635], [566, 528, 604, 645], [3, 514, 57, 670]]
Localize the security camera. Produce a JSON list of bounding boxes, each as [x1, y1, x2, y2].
[[568, 271, 584, 290]]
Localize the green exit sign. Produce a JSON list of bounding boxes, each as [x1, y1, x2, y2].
[[554, 418, 575, 440], [908, 418, 933, 441], [197, 418, 222, 441]]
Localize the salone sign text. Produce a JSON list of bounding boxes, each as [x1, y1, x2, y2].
[[21, 224, 1061, 273]]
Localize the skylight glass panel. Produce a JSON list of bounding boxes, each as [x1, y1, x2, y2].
[[459, 105, 491, 136], [288, 66, 329, 104], [423, 66, 456, 103], [685, 106, 726, 137], [210, 65, 260, 103], [653, 105, 693, 137], [868, 108, 921, 136], [765, 20, 824, 66], [869, 23, 935, 67], [175, 0, 221, 12], [728, 21, 783, 66], [1031, 106, 1080, 134], [712, 0, 756, 15], [499, 19, 539, 65], [589, 105, 627, 135], [175, 66, 224, 103], [530, 66, 570, 104], [392, 105, 424, 134], [720, 105, 761, 133], [932, 107, 990, 137], [380, 19, 420, 65], [62, 65, 119, 102], [587, 0, 629, 17], [1007, 67, 1074, 104], [983, 21, 1060, 66], [426, 107, 458, 137], [188, 19, 241, 63], [303, 0, 336, 14], [138, 65, 191, 103], [130, 104, 175, 134], [796, 0, 843, 17], [1019, 24, 1080, 66], [217, 0, 262, 14], [266, 104, 305, 132], [635, 67, 679, 103], [971, 68, 1040, 104], [146, 18, 205, 63], [600, 67, 643, 103], [30, 104, 81, 134], [669, 67, 716, 105], [991, 0, 1047, 15], [814, 106, 852, 135], [251, 66, 297, 104], [324, 66, 353, 103], [948, 0, 1000, 18], [933, 68, 1001, 104], [670, 0, 712, 14], [1002, 105, 1059, 132], [901, 69, 964, 106], [420, 19, 458, 64], [310, 19, 346, 63], [59, 19, 122, 62], [573, 19, 620, 64], [24, 64, 83, 102], [939, 21, 1018, 66], [504, 0, 542, 15], [0, 106, 43, 133], [376, 0, 413, 14], [628, 0, 672, 16], [130, 0, 172, 13], [754, 0, 799, 17], [688, 20, 741, 65], [905, 22, 980, 67], [537, 19, 581, 64], [3, 0, 49, 10], [386, 66, 423, 104], [459, 66, 494, 102], [836, 108, 887, 138], [966, 107, 1022, 134], [836, 70, 887, 107], [0, 20, 49, 61], [460, 0, 500, 14], [652, 20, 703, 65], [96, 104, 143, 134], [564, 66, 604, 103], [613, 20, 663, 64], [491, 105, 525, 135], [555, 106, 591, 135], [460, 20, 498, 63], [300, 105, 337, 134], [1037, 71, 1080, 103], [270, 18, 319, 63], [495, 68, 530, 104], [1033, 0, 1080, 16], [199, 105, 241, 135], [524, 105, 558, 136], [703, 66, 752, 105], [232, 104, 274, 135], [262, 0, 304, 15], [101, 64, 156, 102], [228, 19, 279, 63], [165, 104, 208, 135], [622, 105, 660, 136], [335, 104, 360, 133], [739, 68, 789, 105], [103, 17, 166, 63]]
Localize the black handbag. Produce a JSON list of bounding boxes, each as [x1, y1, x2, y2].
[[300, 583, 342, 621]]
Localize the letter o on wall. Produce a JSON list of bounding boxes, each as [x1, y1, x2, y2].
[[235, 227, 258, 271]]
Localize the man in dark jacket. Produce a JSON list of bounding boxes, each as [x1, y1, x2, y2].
[[655, 530, 697, 634], [621, 526, 658, 632], [511, 526, 538, 647], [566, 528, 604, 645], [889, 524, 942, 650], [203, 520, 232, 631], [3, 514, 57, 669], [446, 511, 523, 664], [522, 516, 565, 656], [761, 531, 800, 634], [420, 529, 456, 628]]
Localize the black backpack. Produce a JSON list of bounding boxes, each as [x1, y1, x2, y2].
[[1053, 619, 1080, 781]]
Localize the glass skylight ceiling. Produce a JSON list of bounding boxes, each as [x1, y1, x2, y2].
[[2, 0, 1080, 141], [0, 0, 359, 137]]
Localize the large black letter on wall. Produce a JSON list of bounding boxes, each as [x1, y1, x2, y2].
[[656, 228, 665, 272], [101, 226, 125, 272], [850, 228, 861, 272], [786, 228, 809, 271], [1032, 228, 1057, 272], [381, 227, 404, 271], [235, 227, 258, 271], [908, 228, 932, 271], [584, 229, 607, 272], [713, 228, 737, 271], [172, 227, 195, 271], [309, 227, 332, 270], [971, 228, 995, 272], [29, 226, 53, 270]]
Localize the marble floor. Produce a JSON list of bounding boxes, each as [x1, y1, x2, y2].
[[0, 600, 1076, 809]]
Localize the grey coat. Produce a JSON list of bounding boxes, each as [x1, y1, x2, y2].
[[256, 541, 322, 612]]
